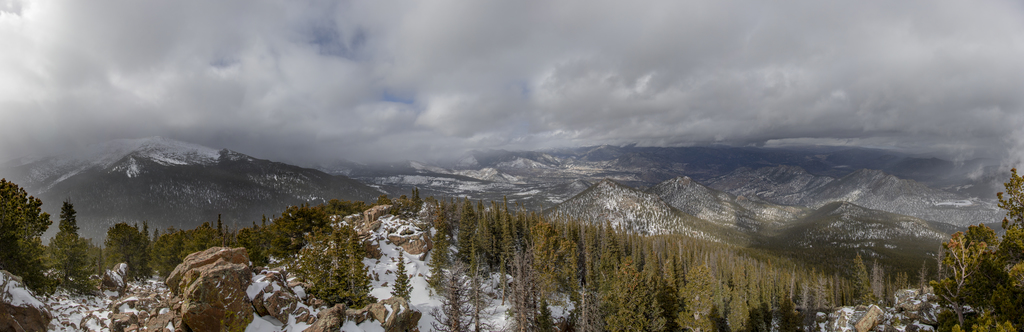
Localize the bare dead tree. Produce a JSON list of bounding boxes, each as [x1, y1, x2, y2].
[[871, 260, 885, 305], [576, 288, 604, 332], [431, 261, 471, 332], [507, 248, 538, 332], [468, 259, 495, 332], [918, 260, 929, 291]]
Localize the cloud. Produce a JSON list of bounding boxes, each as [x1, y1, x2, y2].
[[1, 0, 1023, 165]]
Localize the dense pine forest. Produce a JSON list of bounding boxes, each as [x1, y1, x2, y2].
[[2, 170, 1023, 331]]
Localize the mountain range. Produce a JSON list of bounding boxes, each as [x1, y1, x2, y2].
[[0, 137, 1005, 264], [0, 137, 381, 241]]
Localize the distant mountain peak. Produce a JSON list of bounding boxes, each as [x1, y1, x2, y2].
[[82, 136, 221, 168]]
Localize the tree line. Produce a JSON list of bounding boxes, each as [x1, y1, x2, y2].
[[3, 172, 1022, 332]]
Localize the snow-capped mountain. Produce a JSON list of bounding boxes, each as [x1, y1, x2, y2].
[[547, 179, 741, 243], [0, 137, 382, 241], [6, 137, 222, 193], [709, 166, 1002, 227], [648, 176, 808, 232]]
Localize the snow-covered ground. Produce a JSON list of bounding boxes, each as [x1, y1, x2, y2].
[[38, 212, 541, 331]]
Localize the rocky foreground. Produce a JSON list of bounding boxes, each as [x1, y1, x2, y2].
[[1, 206, 945, 331], [818, 288, 939, 332]]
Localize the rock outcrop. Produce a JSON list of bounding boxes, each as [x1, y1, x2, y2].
[[0, 270, 52, 332], [364, 205, 392, 225], [167, 247, 254, 332], [377, 296, 422, 332], [822, 289, 940, 332], [853, 305, 883, 332], [301, 297, 421, 332], [248, 270, 316, 325], [305, 304, 347, 332], [99, 263, 129, 297]]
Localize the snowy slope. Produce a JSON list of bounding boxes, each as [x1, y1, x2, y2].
[[548, 179, 741, 243], [710, 166, 1002, 227], [648, 176, 807, 232]]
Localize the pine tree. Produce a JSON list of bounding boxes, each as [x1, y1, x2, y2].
[[457, 199, 477, 264], [293, 223, 374, 308], [536, 298, 555, 332], [0, 179, 54, 294], [779, 295, 804, 332], [429, 202, 452, 293], [50, 200, 94, 294], [728, 285, 749, 332], [679, 264, 715, 332], [604, 258, 667, 331], [852, 253, 874, 304], [392, 249, 412, 300], [150, 228, 186, 278], [104, 222, 152, 281]]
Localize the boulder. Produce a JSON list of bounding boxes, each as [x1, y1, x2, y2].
[[346, 304, 376, 324], [305, 304, 347, 332], [145, 309, 178, 332], [0, 270, 53, 332], [99, 263, 129, 297], [171, 247, 254, 332], [378, 297, 422, 332], [904, 302, 939, 326], [364, 205, 392, 225], [248, 271, 302, 324], [110, 312, 138, 332], [166, 247, 249, 295], [387, 233, 433, 256], [854, 305, 884, 332]]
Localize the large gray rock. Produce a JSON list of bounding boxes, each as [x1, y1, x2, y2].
[[0, 270, 52, 332], [305, 303, 347, 332], [99, 263, 128, 297], [377, 297, 422, 332], [249, 271, 303, 324], [169, 247, 254, 332], [166, 247, 250, 295], [855, 305, 884, 332]]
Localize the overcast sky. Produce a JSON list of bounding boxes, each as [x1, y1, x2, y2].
[[2, 0, 1023, 166]]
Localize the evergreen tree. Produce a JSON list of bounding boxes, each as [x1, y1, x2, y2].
[[49, 200, 94, 294], [267, 203, 330, 259], [292, 223, 374, 308], [429, 202, 452, 293], [104, 222, 152, 281], [728, 285, 749, 332], [458, 199, 477, 264], [237, 220, 271, 266], [779, 295, 804, 332], [604, 258, 667, 332], [536, 298, 555, 332], [393, 249, 412, 300], [0, 179, 54, 294], [679, 264, 715, 332], [852, 253, 874, 304], [150, 228, 186, 278]]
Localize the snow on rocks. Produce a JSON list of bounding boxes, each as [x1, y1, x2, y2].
[[1, 270, 53, 332], [820, 288, 941, 332], [100, 263, 129, 298]]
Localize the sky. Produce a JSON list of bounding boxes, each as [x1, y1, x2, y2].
[[1, 0, 1024, 166]]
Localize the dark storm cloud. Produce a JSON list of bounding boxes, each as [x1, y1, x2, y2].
[[1, 0, 1023, 165]]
